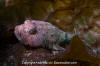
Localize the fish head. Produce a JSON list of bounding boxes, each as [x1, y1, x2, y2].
[[23, 20, 37, 35]]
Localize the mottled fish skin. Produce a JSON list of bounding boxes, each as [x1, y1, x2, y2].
[[14, 20, 66, 51]]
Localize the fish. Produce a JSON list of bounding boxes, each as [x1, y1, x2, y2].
[[14, 20, 72, 51]]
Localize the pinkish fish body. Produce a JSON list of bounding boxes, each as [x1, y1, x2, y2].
[[14, 20, 66, 51]]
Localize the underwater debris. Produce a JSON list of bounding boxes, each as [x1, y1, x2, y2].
[[14, 20, 72, 52]]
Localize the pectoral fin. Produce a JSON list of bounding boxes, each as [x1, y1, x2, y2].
[[52, 44, 65, 51]]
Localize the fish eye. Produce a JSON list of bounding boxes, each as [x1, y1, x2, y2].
[[28, 28, 37, 35]]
